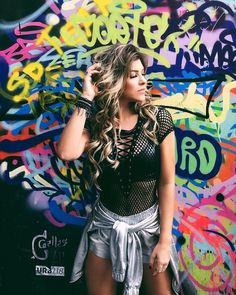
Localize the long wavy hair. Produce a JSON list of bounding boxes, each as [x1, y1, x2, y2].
[[85, 44, 159, 188]]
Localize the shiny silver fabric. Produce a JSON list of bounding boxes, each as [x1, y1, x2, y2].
[[70, 201, 180, 295]]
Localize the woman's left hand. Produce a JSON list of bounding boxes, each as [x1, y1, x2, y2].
[[149, 242, 171, 276]]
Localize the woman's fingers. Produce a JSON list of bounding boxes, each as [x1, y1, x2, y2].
[[84, 63, 101, 84], [82, 63, 101, 99], [85, 70, 100, 78], [85, 63, 101, 76], [150, 257, 169, 276]]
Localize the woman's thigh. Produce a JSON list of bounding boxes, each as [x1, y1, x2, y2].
[[85, 250, 117, 295], [142, 264, 174, 295]]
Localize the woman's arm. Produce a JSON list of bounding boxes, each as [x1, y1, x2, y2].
[[150, 130, 176, 275], [56, 63, 100, 161], [56, 109, 90, 161], [158, 130, 176, 244]]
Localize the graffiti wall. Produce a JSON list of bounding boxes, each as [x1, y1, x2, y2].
[[0, 0, 235, 294]]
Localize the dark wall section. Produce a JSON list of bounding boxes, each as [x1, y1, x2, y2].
[[0, 179, 86, 295]]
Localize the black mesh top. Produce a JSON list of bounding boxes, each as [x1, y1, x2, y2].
[[85, 107, 174, 216]]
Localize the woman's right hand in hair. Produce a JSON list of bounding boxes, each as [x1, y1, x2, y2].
[[82, 63, 101, 101]]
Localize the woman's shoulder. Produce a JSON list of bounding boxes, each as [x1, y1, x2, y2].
[[154, 106, 174, 143], [155, 106, 172, 118], [154, 106, 172, 124]]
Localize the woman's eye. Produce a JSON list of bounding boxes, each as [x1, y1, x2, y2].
[[129, 72, 146, 79]]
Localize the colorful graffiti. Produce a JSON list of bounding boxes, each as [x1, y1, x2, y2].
[[0, 0, 235, 294]]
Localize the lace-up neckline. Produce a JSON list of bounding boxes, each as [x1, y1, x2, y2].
[[113, 113, 138, 160], [84, 107, 175, 216], [110, 115, 144, 200], [115, 115, 139, 161]]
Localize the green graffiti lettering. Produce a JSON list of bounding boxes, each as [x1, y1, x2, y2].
[[58, 0, 171, 66], [163, 32, 181, 54], [110, 13, 130, 44], [109, 0, 146, 47], [180, 137, 198, 175], [142, 14, 169, 49], [94, 14, 112, 45], [197, 140, 217, 175]]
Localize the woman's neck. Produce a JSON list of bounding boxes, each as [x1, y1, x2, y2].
[[118, 102, 138, 130]]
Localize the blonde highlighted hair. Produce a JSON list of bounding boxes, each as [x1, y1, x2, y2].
[[84, 44, 158, 188]]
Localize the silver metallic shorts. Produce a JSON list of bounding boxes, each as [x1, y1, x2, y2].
[[71, 201, 182, 294], [88, 202, 161, 264]]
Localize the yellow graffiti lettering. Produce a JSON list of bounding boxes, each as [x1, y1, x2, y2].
[[60, 21, 80, 46], [23, 62, 44, 82], [7, 70, 30, 103], [5, 60, 63, 102], [77, 8, 92, 37], [188, 35, 199, 50], [36, 25, 63, 55], [94, 0, 112, 16], [61, 14, 96, 46], [209, 81, 236, 123], [152, 81, 236, 123], [152, 82, 207, 120]]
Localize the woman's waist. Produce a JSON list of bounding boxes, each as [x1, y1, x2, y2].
[[97, 199, 159, 224], [98, 169, 158, 183], [97, 193, 158, 224], [98, 182, 158, 216]]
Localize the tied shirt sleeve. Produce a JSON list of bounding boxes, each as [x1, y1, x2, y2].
[[156, 108, 174, 144]]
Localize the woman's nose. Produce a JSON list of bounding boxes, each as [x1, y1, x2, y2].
[[139, 74, 147, 84]]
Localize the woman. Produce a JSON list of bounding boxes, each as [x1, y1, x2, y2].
[[57, 44, 180, 295]]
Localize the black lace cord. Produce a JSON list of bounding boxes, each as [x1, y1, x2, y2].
[[115, 116, 144, 199], [117, 135, 133, 160], [98, 108, 174, 216]]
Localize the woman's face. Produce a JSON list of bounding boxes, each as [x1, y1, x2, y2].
[[120, 59, 147, 103]]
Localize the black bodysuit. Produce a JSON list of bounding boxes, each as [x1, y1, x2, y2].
[[85, 107, 174, 216]]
